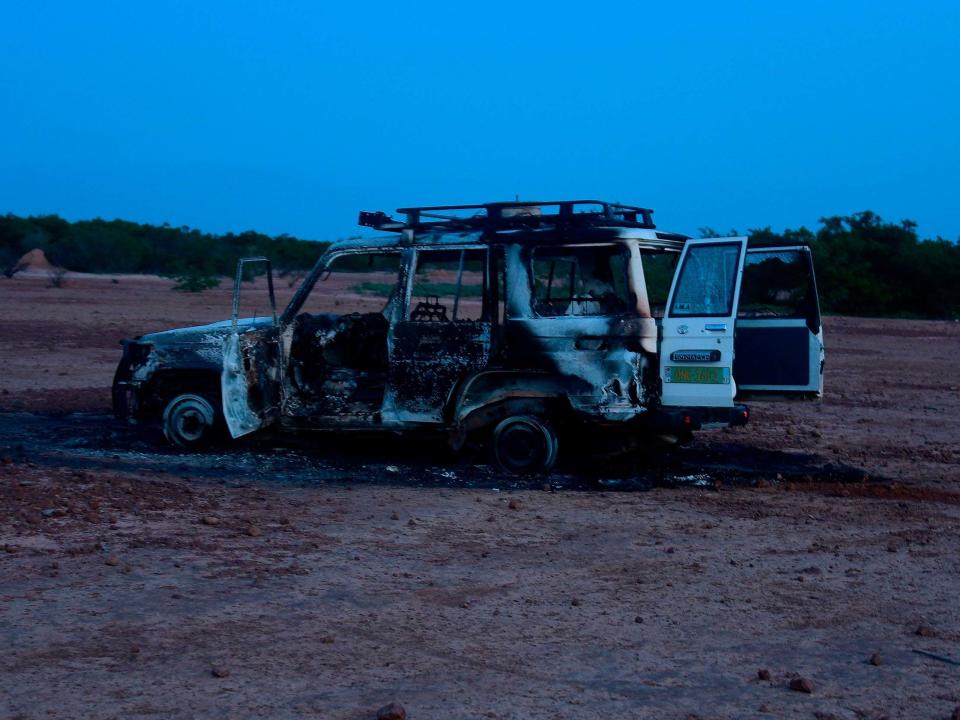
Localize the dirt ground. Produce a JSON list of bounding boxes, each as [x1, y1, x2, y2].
[[1, 272, 960, 720]]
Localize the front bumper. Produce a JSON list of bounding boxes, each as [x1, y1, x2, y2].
[[112, 339, 144, 422], [112, 380, 142, 422], [654, 404, 749, 433]]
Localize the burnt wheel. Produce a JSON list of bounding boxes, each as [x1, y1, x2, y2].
[[491, 415, 558, 475], [162, 393, 218, 448]]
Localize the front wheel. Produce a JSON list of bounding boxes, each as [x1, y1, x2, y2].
[[162, 393, 219, 448], [490, 415, 558, 475]]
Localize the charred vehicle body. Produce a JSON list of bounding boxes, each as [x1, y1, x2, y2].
[[114, 200, 824, 474]]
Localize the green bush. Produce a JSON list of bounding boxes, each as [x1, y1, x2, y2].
[[0, 213, 327, 279], [748, 212, 960, 319], [167, 271, 222, 293]]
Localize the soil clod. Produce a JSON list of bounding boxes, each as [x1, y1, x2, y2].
[[376, 702, 406, 720]]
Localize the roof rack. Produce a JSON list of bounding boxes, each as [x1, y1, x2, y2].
[[358, 200, 656, 234]]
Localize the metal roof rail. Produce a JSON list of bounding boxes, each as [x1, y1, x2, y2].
[[358, 200, 657, 234]]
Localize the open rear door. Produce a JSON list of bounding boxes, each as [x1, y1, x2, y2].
[[660, 238, 748, 408], [733, 246, 824, 399]]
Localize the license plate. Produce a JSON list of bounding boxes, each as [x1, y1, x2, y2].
[[665, 366, 730, 384]]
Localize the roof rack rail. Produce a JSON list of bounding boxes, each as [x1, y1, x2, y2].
[[358, 199, 656, 234]]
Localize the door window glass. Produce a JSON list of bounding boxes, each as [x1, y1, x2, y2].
[[738, 250, 813, 318], [532, 245, 630, 317], [408, 249, 486, 322], [669, 243, 742, 317]]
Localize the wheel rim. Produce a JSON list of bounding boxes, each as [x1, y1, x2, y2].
[[163, 395, 215, 447]]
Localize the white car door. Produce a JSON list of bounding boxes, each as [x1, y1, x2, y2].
[[660, 238, 748, 408], [734, 246, 824, 399]]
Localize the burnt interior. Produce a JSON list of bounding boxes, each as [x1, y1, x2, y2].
[[287, 311, 390, 417]]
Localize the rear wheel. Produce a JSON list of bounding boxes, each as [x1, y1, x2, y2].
[[491, 415, 558, 475], [162, 393, 219, 448]]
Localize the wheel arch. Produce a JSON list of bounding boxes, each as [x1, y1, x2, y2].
[[140, 367, 223, 421], [450, 370, 586, 435]]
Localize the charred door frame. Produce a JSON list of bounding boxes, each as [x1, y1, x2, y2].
[[382, 244, 495, 425], [277, 247, 406, 426]]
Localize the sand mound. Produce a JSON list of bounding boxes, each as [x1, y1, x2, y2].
[[14, 248, 56, 273]]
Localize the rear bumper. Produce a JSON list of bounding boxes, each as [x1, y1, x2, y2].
[[654, 404, 749, 433]]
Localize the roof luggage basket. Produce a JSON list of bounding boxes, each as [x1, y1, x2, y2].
[[358, 200, 657, 234]]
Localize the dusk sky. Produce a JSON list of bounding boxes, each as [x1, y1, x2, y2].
[[2, 1, 958, 241]]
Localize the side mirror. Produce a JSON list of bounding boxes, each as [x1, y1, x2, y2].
[[231, 256, 278, 331]]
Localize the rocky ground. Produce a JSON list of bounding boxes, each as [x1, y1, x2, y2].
[[1, 273, 959, 720]]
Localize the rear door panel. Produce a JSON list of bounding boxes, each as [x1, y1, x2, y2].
[[660, 238, 748, 408]]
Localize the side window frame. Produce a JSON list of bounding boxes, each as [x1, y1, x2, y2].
[[280, 249, 403, 323], [528, 243, 632, 318], [404, 246, 490, 323]]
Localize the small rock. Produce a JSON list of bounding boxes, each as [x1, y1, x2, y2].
[[319, 636, 335, 644], [634, 616, 644, 624], [886, 540, 898, 552], [104, 556, 120, 567], [571, 598, 581, 607], [788, 677, 813, 693], [211, 665, 230, 678], [757, 669, 771, 681], [390, 511, 400, 520], [508, 499, 520, 510], [200, 515, 219, 526], [916, 625, 934, 637], [376, 701, 406, 720], [41, 508, 57, 518], [245, 525, 262, 537], [406, 518, 416, 527], [869, 653, 882, 666]]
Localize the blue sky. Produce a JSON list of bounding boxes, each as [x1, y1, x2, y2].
[[1, 1, 958, 241]]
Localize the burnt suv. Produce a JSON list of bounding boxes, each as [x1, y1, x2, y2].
[[114, 200, 824, 474]]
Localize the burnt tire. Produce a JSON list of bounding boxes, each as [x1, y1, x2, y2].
[[491, 415, 558, 476], [162, 393, 219, 448]]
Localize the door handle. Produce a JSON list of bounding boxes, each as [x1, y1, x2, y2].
[[704, 323, 727, 332]]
